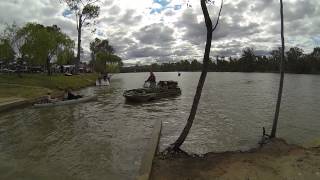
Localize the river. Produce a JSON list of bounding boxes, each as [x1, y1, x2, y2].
[[0, 72, 319, 179]]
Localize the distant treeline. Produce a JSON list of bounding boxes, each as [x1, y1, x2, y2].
[[121, 47, 320, 74]]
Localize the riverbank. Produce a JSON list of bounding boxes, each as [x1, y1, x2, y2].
[[150, 138, 320, 180], [0, 73, 98, 111]]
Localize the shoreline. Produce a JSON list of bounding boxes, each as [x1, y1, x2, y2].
[[150, 138, 320, 180], [0, 73, 98, 113], [119, 71, 320, 75]]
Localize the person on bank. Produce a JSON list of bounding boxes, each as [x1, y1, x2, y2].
[[64, 89, 82, 100], [145, 70, 156, 88]]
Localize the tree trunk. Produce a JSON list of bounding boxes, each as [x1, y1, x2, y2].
[[47, 56, 51, 76], [271, 0, 285, 138], [171, 0, 213, 150], [75, 14, 82, 74], [16, 58, 22, 78]]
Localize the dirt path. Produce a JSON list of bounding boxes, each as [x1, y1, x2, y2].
[[150, 139, 320, 180]]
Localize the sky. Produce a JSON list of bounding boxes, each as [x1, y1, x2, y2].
[[0, 0, 319, 66]]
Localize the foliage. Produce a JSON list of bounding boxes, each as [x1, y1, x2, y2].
[[122, 47, 320, 74], [17, 23, 74, 74], [89, 38, 122, 73], [62, 0, 100, 73], [0, 38, 15, 64], [0, 23, 23, 63], [57, 49, 75, 65], [94, 51, 108, 73], [239, 47, 256, 72], [106, 63, 121, 73], [90, 38, 114, 55]]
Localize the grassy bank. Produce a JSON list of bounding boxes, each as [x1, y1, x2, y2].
[[0, 73, 98, 99]]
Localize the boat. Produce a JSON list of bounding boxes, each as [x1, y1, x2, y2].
[[34, 95, 97, 108], [96, 79, 110, 86], [123, 81, 181, 102], [96, 74, 112, 86]]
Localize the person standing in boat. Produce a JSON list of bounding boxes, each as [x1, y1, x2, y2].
[[145, 70, 156, 88]]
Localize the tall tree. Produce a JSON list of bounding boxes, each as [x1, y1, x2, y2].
[[90, 38, 121, 73], [168, 0, 223, 152], [90, 38, 114, 59], [0, 38, 15, 65], [57, 49, 75, 65], [62, 0, 100, 74], [270, 0, 285, 138], [286, 47, 304, 73], [239, 47, 256, 72], [18, 23, 74, 75], [1, 23, 26, 77], [1, 23, 20, 57]]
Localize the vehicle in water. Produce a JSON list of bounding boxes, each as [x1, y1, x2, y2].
[[34, 95, 97, 108], [96, 74, 111, 86], [123, 81, 181, 102], [96, 79, 110, 86]]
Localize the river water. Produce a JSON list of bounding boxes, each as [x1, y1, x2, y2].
[[0, 72, 319, 179]]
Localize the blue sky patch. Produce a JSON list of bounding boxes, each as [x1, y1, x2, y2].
[[174, 5, 182, 10], [62, 9, 72, 17], [97, 30, 104, 36], [150, 0, 182, 14], [312, 36, 320, 46], [150, 0, 173, 14], [154, 0, 171, 7]]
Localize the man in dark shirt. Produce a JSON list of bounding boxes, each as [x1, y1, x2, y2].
[[145, 70, 156, 88]]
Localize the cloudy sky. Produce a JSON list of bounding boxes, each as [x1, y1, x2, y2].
[[0, 0, 319, 65]]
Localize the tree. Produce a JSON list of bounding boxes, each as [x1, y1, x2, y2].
[[270, 0, 285, 138], [18, 23, 74, 75], [311, 47, 320, 57], [94, 51, 108, 73], [0, 23, 20, 58], [286, 47, 304, 73], [90, 38, 114, 60], [0, 38, 15, 65], [57, 49, 75, 65], [239, 47, 256, 72], [1, 23, 26, 77], [167, 0, 223, 152], [90, 38, 121, 73], [62, 0, 100, 74], [310, 47, 320, 72]]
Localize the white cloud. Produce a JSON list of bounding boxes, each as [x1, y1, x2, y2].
[[0, 0, 319, 65]]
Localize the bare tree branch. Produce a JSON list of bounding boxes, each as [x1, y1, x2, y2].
[[212, 0, 223, 32], [79, 0, 85, 6], [86, 0, 100, 6]]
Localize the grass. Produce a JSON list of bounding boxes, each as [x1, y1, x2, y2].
[[0, 73, 98, 99]]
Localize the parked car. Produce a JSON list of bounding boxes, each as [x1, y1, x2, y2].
[[0, 68, 16, 73]]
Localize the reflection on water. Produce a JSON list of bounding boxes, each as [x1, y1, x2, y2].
[[1, 72, 320, 179]]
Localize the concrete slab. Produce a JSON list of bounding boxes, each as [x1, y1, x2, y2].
[[136, 120, 162, 180], [0, 97, 29, 113]]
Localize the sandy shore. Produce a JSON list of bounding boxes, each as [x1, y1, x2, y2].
[[150, 138, 320, 180]]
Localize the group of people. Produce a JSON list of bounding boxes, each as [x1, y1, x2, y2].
[[45, 89, 82, 103], [44, 70, 163, 103]]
